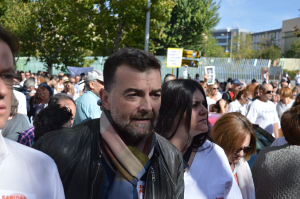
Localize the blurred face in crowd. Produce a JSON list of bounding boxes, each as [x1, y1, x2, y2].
[[293, 92, 297, 100], [0, 41, 14, 129], [20, 72, 25, 81], [100, 65, 161, 141], [260, 84, 273, 102], [210, 84, 219, 96], [189, 89, 208, 138], [31, 73, 35, 78], [229, 134, 251, 164], [25, 72, 30, 79], [281, 82, 288, 88], [13, 78, 19, 85], [231, 83, 241, 92], [58, 99, 76, 126], [240, 94, 249, 105], [70, 77, 75, 84], [75, 75, 80, 84]]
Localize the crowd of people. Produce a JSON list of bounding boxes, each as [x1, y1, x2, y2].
[[1, 25, 300, 199]]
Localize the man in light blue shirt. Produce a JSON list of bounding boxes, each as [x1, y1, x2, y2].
[[73, 70, 104, 126]]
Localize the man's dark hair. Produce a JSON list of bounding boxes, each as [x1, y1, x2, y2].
[[50, 75, 58, 81], [251, 79, 257, 83], [14, 73, 21, 82], [34, 105, 73, 142], [103, 48, 161, 92], [0, 25, 20, 66], [80, 73, 85, 76], [270, 81, 278, 89], [48, 93, 75, 107], [227, 78, 232, 83]]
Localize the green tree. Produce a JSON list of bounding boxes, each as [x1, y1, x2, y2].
[[91, 0, 175, 56], [254, 33, 281, 60], [229, 33, 254, 59], [1, 0, 96, 73], [201, 33, 225, 57], [153, 0, 221, 55]]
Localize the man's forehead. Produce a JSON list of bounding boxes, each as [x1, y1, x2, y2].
[[115, 65, 161, 88], [0, 40, 14, 73]]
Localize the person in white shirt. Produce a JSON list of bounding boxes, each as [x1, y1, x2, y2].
[[12, 89, 27, 115], [247, 83, 279, 138], [227, 89, 249, 116], [0, 25, 65, 199], [211, 112, 257, 199], [155, 79, 242, 199], [206, 83, 222, 110], [19, 71, 26, 87], [295, 71, 300, 86]]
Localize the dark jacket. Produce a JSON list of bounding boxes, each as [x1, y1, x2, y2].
[[33, 119, 184, 199]]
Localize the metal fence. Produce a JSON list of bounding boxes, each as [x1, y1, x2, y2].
[[16, 56, 272, 83]]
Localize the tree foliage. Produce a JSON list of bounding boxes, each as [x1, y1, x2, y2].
[[153, 0, 221, 55], [230, 34, 254, 59], [285, 26, 300, 58], [201, 33, 225, 57]]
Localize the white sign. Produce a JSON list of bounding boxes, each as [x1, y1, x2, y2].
[[204, 66, 215, 85], [166, 48, 183, 68]]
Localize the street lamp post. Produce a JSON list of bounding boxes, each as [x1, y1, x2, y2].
[[144, 0, 151, 52]]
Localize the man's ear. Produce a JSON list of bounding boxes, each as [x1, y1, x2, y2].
[[89, 81, 95, 90], [100, 88, 111, 110]]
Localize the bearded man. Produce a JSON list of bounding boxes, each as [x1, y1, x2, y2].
[[33, 48, 184, 199]]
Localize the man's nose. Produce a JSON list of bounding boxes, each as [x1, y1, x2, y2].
[[0, 77, 9, 99], [140, 96, 152, 112]]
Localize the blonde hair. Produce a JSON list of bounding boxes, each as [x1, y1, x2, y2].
[[206, 83, 218, 98]]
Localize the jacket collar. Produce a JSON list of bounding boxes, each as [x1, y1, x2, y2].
[[0, 133, 9, 165]]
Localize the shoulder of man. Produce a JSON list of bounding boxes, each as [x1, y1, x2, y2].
[[154, 133, 183, 171], [33, 118, 100, 172]]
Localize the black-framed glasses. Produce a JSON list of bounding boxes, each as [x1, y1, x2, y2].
[[266, 90, 273, 94], [0, 73, 16, 88], [212, 88, 219, 90], [235, 145, 253, 154]]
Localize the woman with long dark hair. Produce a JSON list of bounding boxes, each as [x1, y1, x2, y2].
[[155, 79, 242, 198]]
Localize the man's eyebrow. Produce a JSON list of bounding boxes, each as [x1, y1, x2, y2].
[[0, 68, 15, 73], [123, 88, 144, 94], [151, 89, 162, 93]]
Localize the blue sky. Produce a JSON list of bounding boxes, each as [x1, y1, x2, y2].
[[215, 0, 300, 32]]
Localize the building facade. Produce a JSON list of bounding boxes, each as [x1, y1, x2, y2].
[[212, 28, 250, 52], [251, 28, 282, 48], [281, 17, 300, 54]]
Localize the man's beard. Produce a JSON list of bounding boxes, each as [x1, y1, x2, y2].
[[110, 107, 156, 139]]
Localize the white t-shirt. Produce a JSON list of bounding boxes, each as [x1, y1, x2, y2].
[[184, 140, 243, 199], [271, 137, 288, 147], [246, 99, 279, 136], [57, 83, 64, 93], [206, 92, 222, 110], [13, 90, 27, 115], [227, 100, 246, 116], [0, 134, 65, 199]]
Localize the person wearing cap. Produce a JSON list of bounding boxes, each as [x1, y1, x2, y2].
[[222, 79, 242, 103], [73, 70, 104, 126]]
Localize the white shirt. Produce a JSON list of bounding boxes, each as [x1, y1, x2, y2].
[[206, 92, 222, 110], [19, 78, 26, 87], [184, 140, 243, 199], [227, 100, 246, 116], [0, 134, 65, 199], [13, 90, 27, 115], [57, 83, 64, 93], [295, 75, 300, 84], [246, 99, 279, 136]]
